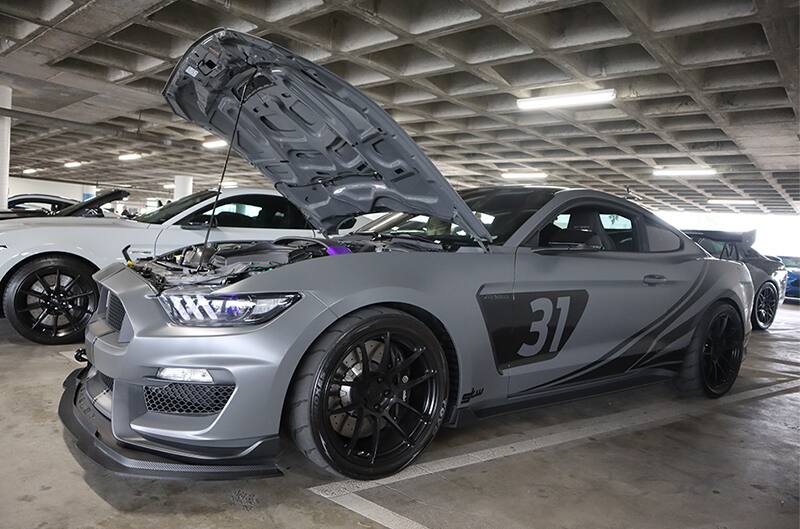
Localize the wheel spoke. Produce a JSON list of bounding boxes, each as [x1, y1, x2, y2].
[[62, 274, 80, 293], [382, 411, 414, 446], [391, 346, 426, 375], [398, 370, 436, 391], [330, 378, 354, 387], [63, 308, 80, 331], [34, 274, 52, 294], [346, 409, 365, 456], [380, 331, 392, 371], [356, 344, 370, 375], [328, 401, 360, 416], [31, 309, 50, 329], [395, 399, 424, 419], [54, 268, 61, 293], [21, 290, 48, 301], [369, 415, 381, 465], [21, 302, 43, 312], [63, 291, 92, 302]]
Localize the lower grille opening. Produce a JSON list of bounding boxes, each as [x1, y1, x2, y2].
[[144, 383, 234, 415]]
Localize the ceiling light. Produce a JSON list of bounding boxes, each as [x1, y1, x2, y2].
[[516, 89, 616, 110], [502, 172, 547, 180], [163, 183, 175, 189], [202, 139, 228, 149], [653, 168, 717, 177], [113, 183, 132, 188], [221, 181, 238, 188], [22, 168, 37, 174], [708, 199, 756, 206], [118, 153, 142, 161], [64, 161, 82, 168]]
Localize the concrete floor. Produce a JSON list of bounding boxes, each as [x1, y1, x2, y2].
[[1, 306, 798, 529]]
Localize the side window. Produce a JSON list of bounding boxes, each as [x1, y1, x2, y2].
[[536, 205, 640, 252], [183, 195, 308, 229], [643, 219, 681, 252]]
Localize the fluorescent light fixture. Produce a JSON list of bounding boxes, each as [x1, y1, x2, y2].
[[22, 168, 37, 174], [653, 168, 717, 177], [118, 153, 142, 161], [156, 367, 213, 383], [221, 181, 238, 188], [163, 183, 175, 189], [708, 199, 756, 206], [122, 197, 129, 201], [64, 161, 82, 168], [113, 183, 132, 188], [516, 89, 616, 110], [502, 172, 547, 180], [202, 139, 227, 149]]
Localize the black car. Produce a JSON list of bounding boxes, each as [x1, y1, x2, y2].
[[686, 230, 787, 330], [0, 194, 76, 220]]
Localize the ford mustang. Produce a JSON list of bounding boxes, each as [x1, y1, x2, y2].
[[59, 30, 755, 481]]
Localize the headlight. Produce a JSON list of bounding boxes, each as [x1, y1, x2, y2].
[[158, 291, 300, 326]]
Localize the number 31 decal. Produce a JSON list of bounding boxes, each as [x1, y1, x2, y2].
[[516, 290, 588, 362]]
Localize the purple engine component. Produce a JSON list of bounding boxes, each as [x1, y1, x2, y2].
[[325, 245, 352, 256]]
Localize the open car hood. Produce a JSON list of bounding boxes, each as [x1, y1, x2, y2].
[[163, 29, 491, 241], [57, 189, 129, 217]]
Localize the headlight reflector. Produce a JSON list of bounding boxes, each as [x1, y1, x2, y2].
[[158, 292, 299, 326]]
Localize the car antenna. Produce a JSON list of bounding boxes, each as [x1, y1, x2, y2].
[[197, 71, 256, 270]]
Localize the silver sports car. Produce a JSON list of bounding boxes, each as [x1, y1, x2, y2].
[[60, 30, 754, 480]]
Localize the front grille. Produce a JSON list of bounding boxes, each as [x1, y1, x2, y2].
[[144, 383, 235, 415], [106, 293, 125, 331]]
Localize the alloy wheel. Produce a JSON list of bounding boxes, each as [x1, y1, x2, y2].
[[701, 311, 743, 396], [754, 284, 778, 328]]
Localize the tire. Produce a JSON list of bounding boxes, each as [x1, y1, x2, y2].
[[675, 302, 744, 398], [2, 256, 98, 345], [751, 281, 779, 330], [287, 306, 449, 480]]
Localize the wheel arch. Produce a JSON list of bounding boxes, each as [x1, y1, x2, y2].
[[0, 252, 100, 317]]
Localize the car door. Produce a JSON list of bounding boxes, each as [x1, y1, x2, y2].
[[153, 193, 315, 254], [505, 202, 703, 398]]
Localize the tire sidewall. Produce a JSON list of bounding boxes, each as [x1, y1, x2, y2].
[[308, 311, 448, 479]]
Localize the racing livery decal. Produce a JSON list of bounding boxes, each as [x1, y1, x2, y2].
[[478, 289, 589, 370]]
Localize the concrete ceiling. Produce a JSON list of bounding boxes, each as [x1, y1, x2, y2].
[[0, 0, 798, 213]]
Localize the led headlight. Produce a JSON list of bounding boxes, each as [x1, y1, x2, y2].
[[158, 291, 300, 327]]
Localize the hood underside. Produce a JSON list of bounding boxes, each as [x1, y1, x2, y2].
[[163, 29, 491, 241]]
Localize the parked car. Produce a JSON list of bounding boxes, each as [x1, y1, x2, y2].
[[777, 256, 799, 303], [60, 30, 755, 481], [686, 230, 787, 330], [0, 193, 76, 220], [0, 187, 319, 344]]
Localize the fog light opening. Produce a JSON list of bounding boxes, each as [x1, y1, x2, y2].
[[156, 367, 213, 383]]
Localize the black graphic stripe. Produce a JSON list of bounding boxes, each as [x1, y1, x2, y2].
[[510, 262, 710, 397]]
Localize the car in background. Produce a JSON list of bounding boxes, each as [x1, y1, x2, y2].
[[777, 256, 799, 303], [0, 187, 321, 344], [686, 230, 787, 330], [0, 193, 76, 220]]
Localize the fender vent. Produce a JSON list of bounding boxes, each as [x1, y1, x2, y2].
[[106, 293, 125, 331], [144, 383, 234, 415]]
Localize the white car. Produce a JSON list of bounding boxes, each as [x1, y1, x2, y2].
[[0, 187, 324, 344]]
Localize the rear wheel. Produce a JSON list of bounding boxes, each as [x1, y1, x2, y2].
[[752, 281, 778, 330], [287, 307, 448, 479], [3, 256, 98, 345], [675, 303, 744, 398]]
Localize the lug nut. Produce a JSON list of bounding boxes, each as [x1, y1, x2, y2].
[[401, 375, 409, 383]]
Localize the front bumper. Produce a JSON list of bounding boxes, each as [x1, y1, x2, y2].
[[59, 366, 281, 479]]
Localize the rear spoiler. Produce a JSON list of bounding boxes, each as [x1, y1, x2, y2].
[[683, 229, 756, 247]]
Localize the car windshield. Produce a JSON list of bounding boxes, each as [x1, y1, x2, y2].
[[779, 256, 800, 267], [358, 188, 558, 244], [136, 190, 216, 224]]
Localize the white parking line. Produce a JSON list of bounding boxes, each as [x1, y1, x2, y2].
[[309, 378, 800, 529]]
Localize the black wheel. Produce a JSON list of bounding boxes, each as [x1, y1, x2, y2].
[[287, 307, 448, 479], [675, 303, 744, 398], [2, 256, 98, 345], [752, 281, 778, 330]]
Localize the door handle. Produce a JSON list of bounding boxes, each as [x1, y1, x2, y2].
[[643, 274, 668, 286]]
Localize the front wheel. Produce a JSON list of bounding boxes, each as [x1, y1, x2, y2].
[[287, 307, 448, 480], [752, 281, 778, 330], [2, 256, 98, 345], [675, 303, 744, 398]]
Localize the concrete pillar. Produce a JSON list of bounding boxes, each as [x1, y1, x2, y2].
[[0, 86, 11, 209], [173, 174, 193, 200]]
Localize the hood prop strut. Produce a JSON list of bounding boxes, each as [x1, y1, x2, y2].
[[198, 69, 257, 270]]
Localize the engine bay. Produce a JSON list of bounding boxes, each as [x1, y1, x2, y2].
[[132, 234, 447, 292]]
